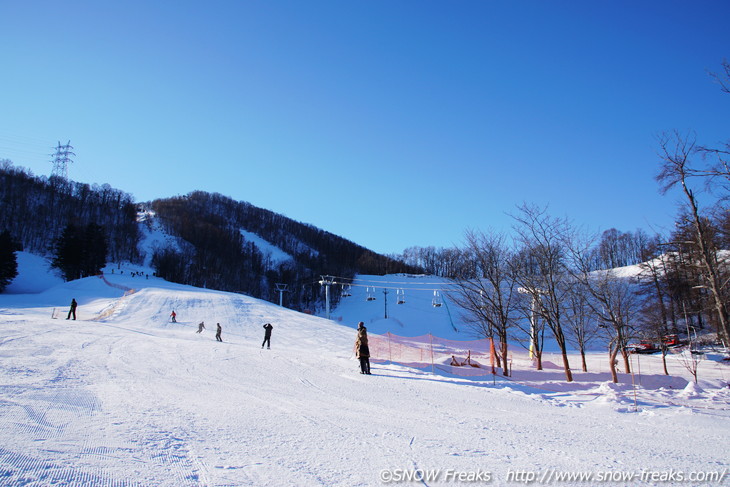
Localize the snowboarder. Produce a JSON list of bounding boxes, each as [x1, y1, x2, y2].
[[66, 298, 78, 320], [196, 322, 205, 333], [170, 310, 177, 323], [262, 323, 273, 349], [354, 322, 371, 375], [215, 323, 222, 342]]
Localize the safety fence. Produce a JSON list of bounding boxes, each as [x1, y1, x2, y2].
[[93, 273, 136, 321], [367, 332, 495, 376]]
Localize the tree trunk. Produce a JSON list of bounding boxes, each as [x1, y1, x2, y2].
[[621, 348, 631, 374], [554, 337, 573, 382], [560, 349, 573, 382], [500, 340, 510, 376], [609, 348, 619, 383], [580, 347, 588, 372], [554, 330, 573, 382]]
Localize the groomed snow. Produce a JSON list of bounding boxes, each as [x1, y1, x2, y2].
[[1, 259, 729, 486]]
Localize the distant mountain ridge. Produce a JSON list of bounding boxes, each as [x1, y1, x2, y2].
[[0, 162, 421, 310], [148, 191, 421, 308]]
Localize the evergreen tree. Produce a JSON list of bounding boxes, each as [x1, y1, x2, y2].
[[52, 224, 84, 281], [0, 230, 19, 292], [82, 223, 108, 277], [52, 223, 108, 281]]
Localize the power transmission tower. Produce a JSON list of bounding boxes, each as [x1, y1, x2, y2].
[[51, 140, 75, 179]]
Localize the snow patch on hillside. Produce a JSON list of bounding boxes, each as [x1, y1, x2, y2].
[[239, 229, 293, 265], [137, 210, 182, 267]]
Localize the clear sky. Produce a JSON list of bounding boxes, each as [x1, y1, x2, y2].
[[1, 1, 728, 255]]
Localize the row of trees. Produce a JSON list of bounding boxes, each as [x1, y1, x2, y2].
[[51, 223, 108, 281], [0, 161, 140, 264], [445, 61, 730, 383], [0, 161, 419, 310], [449, 198, 727, 384], [398, 228, 655, 278], [149, 191, 422, 310]]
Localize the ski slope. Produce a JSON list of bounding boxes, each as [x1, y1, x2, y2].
[[0, 256, 729, 486], [327, 274, 466, 339]]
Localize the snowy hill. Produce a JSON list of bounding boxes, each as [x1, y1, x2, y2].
[[1, 263, 729, 486], [327, 274, 467, 339]]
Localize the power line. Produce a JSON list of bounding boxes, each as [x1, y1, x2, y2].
[[325, 275, 456, 292]]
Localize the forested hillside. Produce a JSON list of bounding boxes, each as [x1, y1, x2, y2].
[[0, 160, 140, 263], [149, 191, 421, 309], [0, 161, 420, 310]]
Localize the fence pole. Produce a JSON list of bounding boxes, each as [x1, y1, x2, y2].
[[388, 332, 392, 363], [430, 333, 434, 374]]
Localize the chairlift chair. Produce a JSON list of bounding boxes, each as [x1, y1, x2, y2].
[[432, 290, 443, 307], [397, 289, 406, 305], [478, 290, 487, 309], [366, 287, 376, 301], [342, 284, 352, 297]]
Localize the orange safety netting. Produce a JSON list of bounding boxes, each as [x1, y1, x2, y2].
[[367, 332, 495, 376]]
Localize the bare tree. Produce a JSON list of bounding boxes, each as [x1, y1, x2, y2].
[[566, 231, 641, 383], [448, 230, 518, 376], [511, 204, 574, 382], [635, 241, 674, 376], [584, 270, 639, 383], [656, 131, 730, 344], [563, 282, 600, 372]]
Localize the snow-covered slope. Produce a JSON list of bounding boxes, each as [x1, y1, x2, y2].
[[0, 265, 729, 486], [239, 229, 293, 265], [328, 274, 467, 339]]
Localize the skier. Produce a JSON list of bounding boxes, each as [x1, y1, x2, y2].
[[66, 298, 78, 320], [170, 310, 177, 323], [215, 323, 222, 342], [196, 322, 205, 333], [354, 322, 371, 375], [262, 323, 273, 349]]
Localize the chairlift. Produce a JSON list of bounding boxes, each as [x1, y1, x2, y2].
[[341, 284, 352, 297], [432, 290, 443, 307], [366, 287, 376, 301], [478, 290, 487, 309], [397, 289, 406, 305]]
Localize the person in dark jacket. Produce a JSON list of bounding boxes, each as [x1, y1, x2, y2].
[[262, 323, 273, 349], [66, 299, 78, 320], [354, 321, 371, 374], [196, 321, 205, 333], [215, 323, 222, 342]]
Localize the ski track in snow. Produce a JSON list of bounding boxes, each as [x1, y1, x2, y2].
[[0, 272, 729, 486]]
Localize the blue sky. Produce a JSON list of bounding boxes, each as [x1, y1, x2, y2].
[[1, 1, 728, 255]]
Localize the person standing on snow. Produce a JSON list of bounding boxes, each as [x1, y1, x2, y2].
[[66, 298, 78, 320], [170, 310, 177, 323], [262, 323, 273, 349], [215, 323, 222, 342], [196, 322, 205, 333], [354, 321, 371, 375]]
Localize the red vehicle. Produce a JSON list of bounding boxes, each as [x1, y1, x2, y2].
[[662, 334, 683, 348], [627, 340, 658, 354]]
